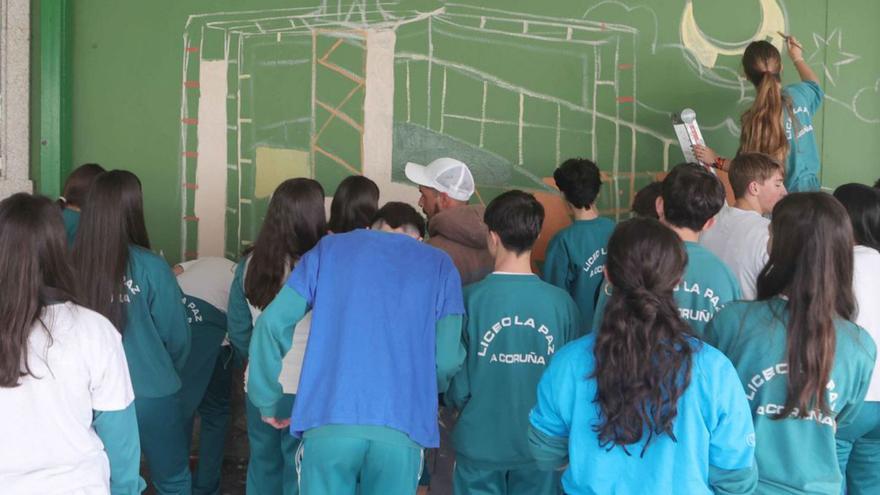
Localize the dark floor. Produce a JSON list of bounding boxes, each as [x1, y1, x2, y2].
[[143, 374, 456, 494]]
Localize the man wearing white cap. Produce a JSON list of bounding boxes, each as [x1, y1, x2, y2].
[[405, 157, 494, 285]]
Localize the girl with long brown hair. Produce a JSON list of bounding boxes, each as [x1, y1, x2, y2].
[[226, 177, 326, 495], [694, 37, 823, 192], [72, 170, 192, 494], [705, 192, 876, 494], [529, 217, 757, 493], [0, 193, 142, 494]]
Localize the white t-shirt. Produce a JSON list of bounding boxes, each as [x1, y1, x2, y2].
[[242, 258, 311, 395], [853, 245, 880, 401], [699, 204, 770, 300], [177, 257, 236, 313], [0, 302, 135, 494]]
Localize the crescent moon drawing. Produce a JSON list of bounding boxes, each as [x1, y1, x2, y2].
[[681, 0, 787, 69]]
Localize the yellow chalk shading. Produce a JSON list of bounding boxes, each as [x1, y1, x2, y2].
[[254, 147, 312, 198]]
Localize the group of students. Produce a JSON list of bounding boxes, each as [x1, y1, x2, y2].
[[0, 35, 878, 495]]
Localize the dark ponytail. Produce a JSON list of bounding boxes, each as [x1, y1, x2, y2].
[[592, 217, 693, 456]]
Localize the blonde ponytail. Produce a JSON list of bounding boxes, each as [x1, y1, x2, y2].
[[740, 71, 788, 162]]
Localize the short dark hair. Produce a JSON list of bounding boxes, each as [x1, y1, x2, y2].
[[833, 183, 880, 251], [631, 181, 662, 219], [728, 152, 785, 199], [661, 163, 725, 231], [553, 158, 602, 209], [371, 202, 426, 238], [484, 190, 544, 255]]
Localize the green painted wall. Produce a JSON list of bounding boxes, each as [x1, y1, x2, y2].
[[43, 0, 880, 263]]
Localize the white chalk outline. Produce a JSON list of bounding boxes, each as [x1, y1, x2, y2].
[[180, 3, 704, 256], [808, 28, 860, 87]]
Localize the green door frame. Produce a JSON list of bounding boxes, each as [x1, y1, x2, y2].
[[38, 0, 71, 197]]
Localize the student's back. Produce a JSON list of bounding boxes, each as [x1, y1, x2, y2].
[[706, 300, 874, 494], [594, 164, 741, 336], [289, 229, 462, 447], [544, 218, 614, 330], [674, 241, 741, 332], [595, 241, 741, 336], [450, 272, 579, 466], [124, 245, 191, 396], [0, 304, 135, 493], [531, 334, 753, 494], [543, 158, 613, 331], [529, 218, 756, 495], [705, 192, 876, 494], [0, 193, 141, 495], [449, 190, 578, 494], [72, 170, 192, 494]]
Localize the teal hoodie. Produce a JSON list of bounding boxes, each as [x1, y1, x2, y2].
[[61, 207, 79, 246], [542, 217, 615, 333], [122, 246, 191, 397], [705, 298, 876, 494]]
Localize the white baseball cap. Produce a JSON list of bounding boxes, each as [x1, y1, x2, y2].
[[404, 157, 475, 202]]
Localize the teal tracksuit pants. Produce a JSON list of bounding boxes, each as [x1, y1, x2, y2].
[[298, 426, 424, 495], [245, 393, 299, 495], [135, 393, 193, 495], [452, 460, 560, 495], [179, 327, 234, 495]]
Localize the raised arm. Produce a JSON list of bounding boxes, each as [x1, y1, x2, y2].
[[785, 36, 819, 83]]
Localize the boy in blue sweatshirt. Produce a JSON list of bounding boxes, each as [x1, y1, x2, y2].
[[248, 202, 465, 495]]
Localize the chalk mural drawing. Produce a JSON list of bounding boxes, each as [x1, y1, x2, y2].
[[178, 2, 683, 260], [176, 1, 878, 261], [828, 78, 880, 124], [852, 79, 880, 124], [583, 0, 659, 53], [807, 28, 859, 86], [679, 0, 787, 90]]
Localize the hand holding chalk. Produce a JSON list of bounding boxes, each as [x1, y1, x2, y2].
[[777, 32, 804, 61]]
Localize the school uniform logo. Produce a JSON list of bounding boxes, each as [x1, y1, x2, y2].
[[582, 248, 607, 278], [673, 280, 726, 323], [745, 362, 840, 428], [182, 297, 203, 324], [113, 277, 141, 303], [478, 315, 556, 365], [785, 106, 814, 142]]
